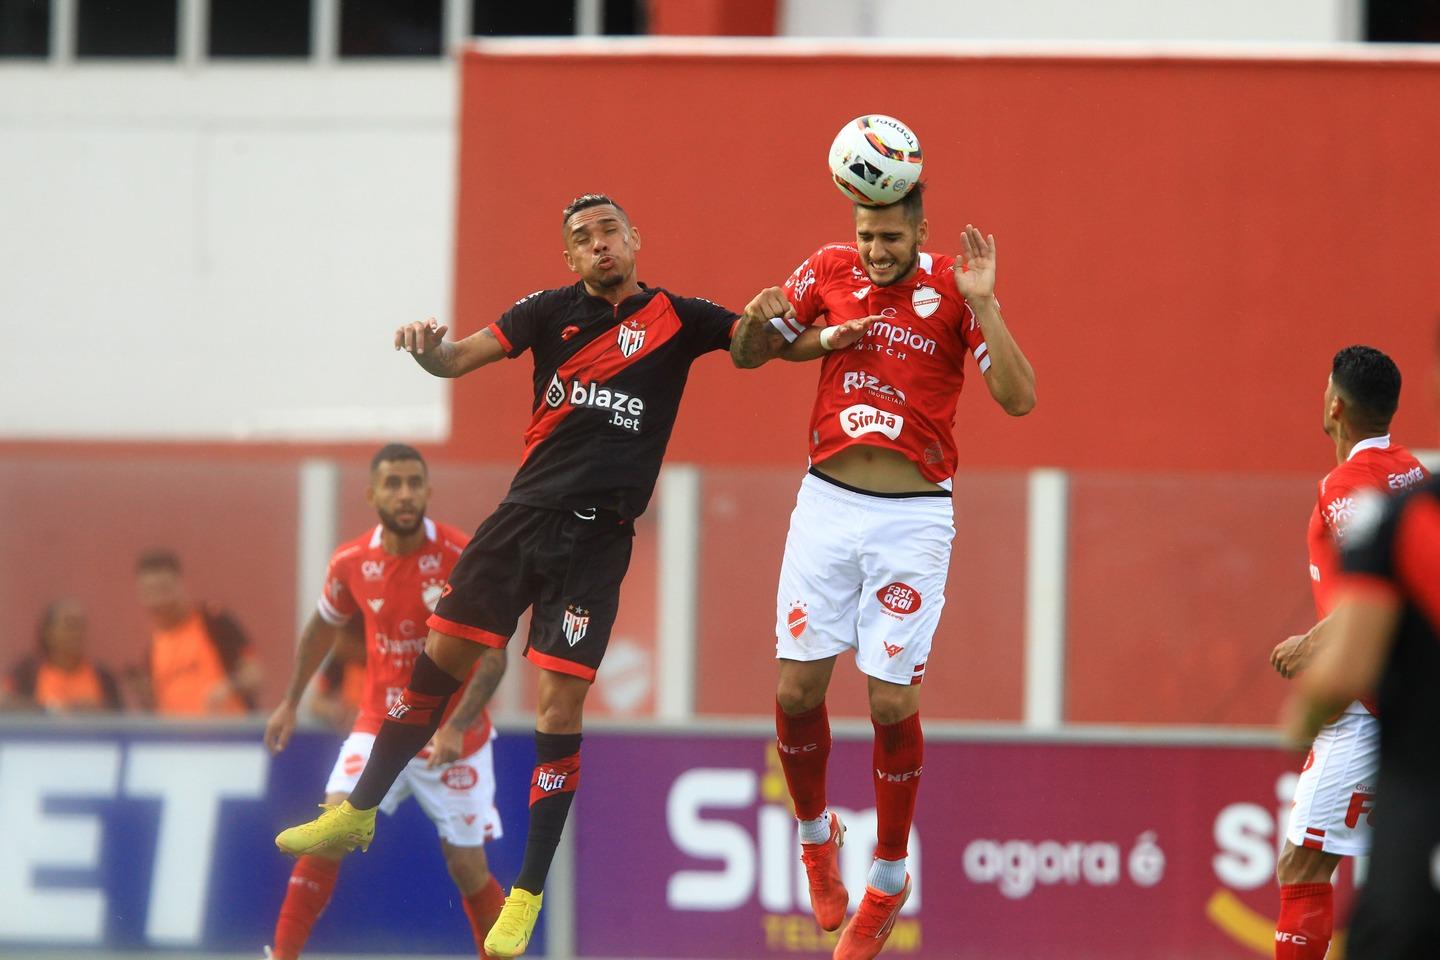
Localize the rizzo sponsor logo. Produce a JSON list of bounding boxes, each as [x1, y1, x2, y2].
[[544, 375, 647, 432], [877, 582, 922, 617], [840, 404, 904, 440], [442, 764, 478, 790], [842, 370, 907, 404]]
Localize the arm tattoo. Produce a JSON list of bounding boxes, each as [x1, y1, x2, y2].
[[444, 649, 506, 728], [730, 316, 786, 369]]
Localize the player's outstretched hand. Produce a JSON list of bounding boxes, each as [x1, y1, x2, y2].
[[743, 286, 796, 324], [1270, 633, 1313, 679], [954, 224, 997, 302], [424, 723, 464, 768], [825, 314, 877, 351], [265, 701, 298, 754], [395, 317, 449, 355]]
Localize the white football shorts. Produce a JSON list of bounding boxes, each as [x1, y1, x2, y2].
[[1286, 711, 1378, 856], [324, 729, 503, 847], [775, 470, 954, 685]]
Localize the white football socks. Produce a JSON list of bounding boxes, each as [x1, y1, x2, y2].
[[867, 856, 907, 895], [798, 812, 831, 845]]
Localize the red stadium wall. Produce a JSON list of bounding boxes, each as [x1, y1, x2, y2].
[[450, 47, 1440, 475]]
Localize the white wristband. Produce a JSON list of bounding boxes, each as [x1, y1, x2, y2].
[[819, 326, 839, 351]]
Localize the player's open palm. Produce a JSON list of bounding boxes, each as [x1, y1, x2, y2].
[[395, 317, 448, 355], [954, 224, 997, 301], [827, 315, 877, 350]]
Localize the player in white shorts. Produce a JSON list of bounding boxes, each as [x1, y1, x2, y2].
[[1267, 347, 1427, 959], [732, 182, 1036, 960], [263, 444, 509, 960]]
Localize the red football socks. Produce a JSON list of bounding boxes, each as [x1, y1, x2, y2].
[[1275, 882, 1333, 959], [775, 700, 832, 820], [463, 875, 505, 958], [272, 854, 341, 960], [872, 712, 923, 861]]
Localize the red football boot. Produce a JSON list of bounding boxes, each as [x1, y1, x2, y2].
[[833, 874, 911, 960], [799, 811, 848, 931]]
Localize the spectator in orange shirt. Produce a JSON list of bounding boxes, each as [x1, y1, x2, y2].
[[134, 549, 262, 716], [3, 599, 122, 713]]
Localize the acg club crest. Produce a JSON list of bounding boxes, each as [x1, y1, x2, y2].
[[562, 605, 591, 646], [616, 316, 646, 357]]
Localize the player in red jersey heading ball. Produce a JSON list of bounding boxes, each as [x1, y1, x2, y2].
[[1268, 346, 1426, 960], [264, 444, 508, 960], [732, 182, 1037, 960]]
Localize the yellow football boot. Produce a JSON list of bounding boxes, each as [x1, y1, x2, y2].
[[483, 887, 543, 958], [274, 801, 375, 856]]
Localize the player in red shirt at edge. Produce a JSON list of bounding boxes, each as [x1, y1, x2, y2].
[[1266, 346, 1427, 960], [732, 182, 1037, 960], [263, 444, 508, 960]]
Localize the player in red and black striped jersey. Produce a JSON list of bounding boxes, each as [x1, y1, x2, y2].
[[276, 194, 738, 958], [1291, 329, 1440, 960]]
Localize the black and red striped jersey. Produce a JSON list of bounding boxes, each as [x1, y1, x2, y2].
[[485, 281, 738, 519]]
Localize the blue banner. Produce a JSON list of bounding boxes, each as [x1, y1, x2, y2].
[[0, 722, 539, 955]]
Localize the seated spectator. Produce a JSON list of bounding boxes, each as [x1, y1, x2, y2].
[[3, 599, 122, 713], [134, 549, 261, 716]]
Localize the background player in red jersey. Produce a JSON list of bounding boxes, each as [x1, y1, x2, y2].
[[264, 444, 507, 960], [277, 194, 740, 958], [1288, 326, 1440, 959], [732, 183, 1036, 960], [1267, 347, 1427, 960]]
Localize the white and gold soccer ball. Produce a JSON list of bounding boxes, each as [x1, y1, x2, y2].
[[827, 114, 923, 206]]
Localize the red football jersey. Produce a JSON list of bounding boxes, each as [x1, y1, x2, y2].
[[317, 517, 490, 754], [775, 244, 988, 483], [1306, 437, 1427, 717], [1308, 437, 1428, 615]]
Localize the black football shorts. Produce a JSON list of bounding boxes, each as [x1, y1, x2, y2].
[[429, 502, 635, 682]]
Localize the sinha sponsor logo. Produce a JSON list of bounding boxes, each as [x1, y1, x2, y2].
[[544, 375, 647, 432], [963, 832, 1164, 899], [867, 319, 937, 355], [840, 404, 904, 440], [842, 370, 907, 404], [877, 582, 921, 617], [442, 764, 478, 790]]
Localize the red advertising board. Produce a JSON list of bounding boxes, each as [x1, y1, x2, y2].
[[574, 730, 1357, 959]]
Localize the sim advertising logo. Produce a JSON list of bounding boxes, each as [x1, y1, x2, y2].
[[570, 732, 1317, 958]]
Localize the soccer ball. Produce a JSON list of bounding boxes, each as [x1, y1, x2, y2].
[[827, 115, 923, 206]]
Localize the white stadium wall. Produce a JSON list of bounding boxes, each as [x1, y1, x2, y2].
[[780, 0, 1361, 42], [0, 65, 455, 441]]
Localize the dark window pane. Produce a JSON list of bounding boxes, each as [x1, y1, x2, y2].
[[472, 0, 573, 36], [340, 0, 441, 57], [0, 0, 49, 57], [1367, 0, 1440, 42], [210, 0, 310, 57], [76, 0, 177, 57], [603, 0, 644, 36]]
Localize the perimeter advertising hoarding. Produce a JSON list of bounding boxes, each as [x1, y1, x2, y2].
[[0, 724, 538, 955], [573, 732, 1357, 959]]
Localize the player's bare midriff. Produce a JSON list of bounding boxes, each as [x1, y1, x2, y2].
[[813, 444, 944, 494]]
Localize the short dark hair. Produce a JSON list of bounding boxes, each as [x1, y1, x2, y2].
[[1332, 345, 1401, 428], [135, 549, 182, 576], [370, 443, 426, 475], [856, 181, 925, 226], [562, 193, 628, 228]]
